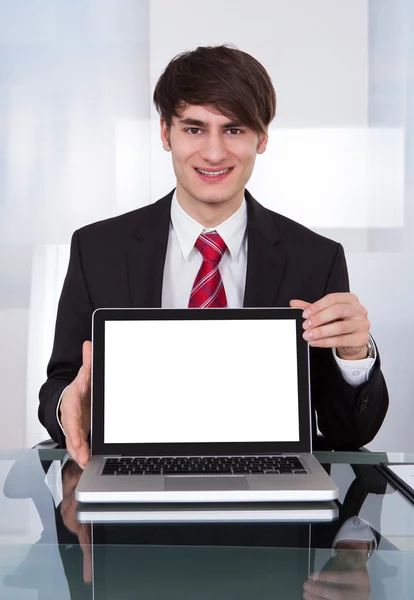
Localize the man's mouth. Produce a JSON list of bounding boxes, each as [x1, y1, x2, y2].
[[194, 167, 233, 182]]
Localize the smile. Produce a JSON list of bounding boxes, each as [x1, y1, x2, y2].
[[196, 168, 231, 176], [194, 167, 233, 181]]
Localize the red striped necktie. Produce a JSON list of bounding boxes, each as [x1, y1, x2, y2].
[[188, 232, 228, 308]]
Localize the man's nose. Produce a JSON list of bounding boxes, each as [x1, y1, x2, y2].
[[199, 133, 228, 163]]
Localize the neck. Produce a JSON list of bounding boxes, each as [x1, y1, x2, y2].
[[176, 187, 244, 228]]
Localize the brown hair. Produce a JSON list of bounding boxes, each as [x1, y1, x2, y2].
[[153, 45, 276, 136]]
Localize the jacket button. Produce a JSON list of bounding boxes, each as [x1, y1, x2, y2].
[[359, 393, 370, 412]]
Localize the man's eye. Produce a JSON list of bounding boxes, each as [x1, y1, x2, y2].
[[187, 128, 202, 135], [227, 129, 242, 135]]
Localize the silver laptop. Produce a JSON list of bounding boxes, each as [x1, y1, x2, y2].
[[75, 308, 338, 503], [77, 501, 339, 523]]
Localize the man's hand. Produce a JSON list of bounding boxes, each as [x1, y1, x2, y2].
[[61, 460, 92, 583], [290, 293, 370, 360], [60, 341, 92, 469], [303, 545, 371, 600]]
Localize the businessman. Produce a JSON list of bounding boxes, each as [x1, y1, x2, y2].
[[39, 45, 388, 467]]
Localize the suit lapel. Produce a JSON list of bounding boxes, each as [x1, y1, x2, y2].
[[125, 189, 286, 308], [126, 192, 173, 308], [243, 190, 286, 307]]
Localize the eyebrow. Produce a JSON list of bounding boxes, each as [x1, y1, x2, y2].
[[177, 118, 244, 129]]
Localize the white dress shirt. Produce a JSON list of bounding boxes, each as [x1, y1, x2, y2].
[[162, 192, 248, 308]]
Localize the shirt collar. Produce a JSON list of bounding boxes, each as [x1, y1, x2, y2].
[[170, 191, 247, 261]]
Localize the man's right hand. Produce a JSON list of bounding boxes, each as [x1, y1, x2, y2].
[[60, 341, 92, 469], [61, 460, 92, 583]]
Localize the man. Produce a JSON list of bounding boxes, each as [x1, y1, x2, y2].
[[39, 45, 388, 468]]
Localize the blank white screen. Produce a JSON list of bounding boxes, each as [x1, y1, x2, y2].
[[103, 319, 300, 444]]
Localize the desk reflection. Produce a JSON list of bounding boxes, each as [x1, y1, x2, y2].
[[68, 463, 371, 599], [3, 454, 393, 599], [61, 460, 92, 584]]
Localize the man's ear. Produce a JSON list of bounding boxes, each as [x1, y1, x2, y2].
[[257, 126, 269, 154], [160, 118, 171, 151]]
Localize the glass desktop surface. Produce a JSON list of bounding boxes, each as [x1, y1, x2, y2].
[[1, 449, 414, 599]]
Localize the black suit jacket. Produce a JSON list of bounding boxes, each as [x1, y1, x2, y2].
[[39, 189, 388, 449]]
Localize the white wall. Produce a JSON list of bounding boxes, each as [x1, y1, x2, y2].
[[0, 0, 151, 448]]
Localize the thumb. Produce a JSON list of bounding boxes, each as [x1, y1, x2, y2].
[[82, 340, 92, 370], [77, 340, 92, 394], [290, 299, 311, 310]]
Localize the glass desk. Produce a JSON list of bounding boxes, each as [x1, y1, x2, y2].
[[1, 449, 414, 599]]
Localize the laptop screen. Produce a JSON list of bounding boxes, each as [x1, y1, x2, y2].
[[92, 308, 311, 455], [104, 318, 299, 444]]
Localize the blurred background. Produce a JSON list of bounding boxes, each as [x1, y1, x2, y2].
[[0, 0, 412, 451]]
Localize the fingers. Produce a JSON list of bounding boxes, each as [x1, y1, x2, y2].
[[64, 340, 92, 467], [291, 293, 370, 354], [76, 443, 90, 470], [301, 293, 362, 319], [66, 442, 88, 470], [304, 570, 370, 600], [303, 579, 329, 600], [303, 579, 337, 599], [304, 576, 341, 600], [78, 524, 93, 583], [307, 333, 369, 350], [66, 429, 90, 469], [78, 340, 92, 397], [67, 413, 89, 468], [310, 570, 367, 585], [290, 299, 311, 310], [60, 340, 92, 467], [303, 592, 326, 600], [60, 459, 92, 584], [303, 303, 367, 328], [61, 383, 91, 469], [303, 317, 369, 349], [82, 340, 92, 370]]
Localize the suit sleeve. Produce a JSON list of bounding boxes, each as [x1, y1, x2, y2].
[[38, 231, 93, 447], [310, 243, 389, 449]]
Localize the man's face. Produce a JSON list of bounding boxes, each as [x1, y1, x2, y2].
[[160, 104, 268, 212]]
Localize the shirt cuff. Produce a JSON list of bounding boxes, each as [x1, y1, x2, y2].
[[44, 453, 72, 507], [332, 335, 377, 387], [56, 385, 70, 437], [332, 516, 377, 553]]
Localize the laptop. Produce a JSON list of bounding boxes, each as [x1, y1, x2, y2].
[[77, 500, 339, 523], [75, 308, 338, 503]]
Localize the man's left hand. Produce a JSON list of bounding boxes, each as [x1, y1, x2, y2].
[[303, 542, 371, 600], [290, 293, 370, 360]]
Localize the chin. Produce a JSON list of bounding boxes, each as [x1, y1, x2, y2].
[[198, 195, 229, 205], [196, 187, 240, 205]]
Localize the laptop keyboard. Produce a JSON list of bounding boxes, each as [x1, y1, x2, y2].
[[102, 456, 307, 476]]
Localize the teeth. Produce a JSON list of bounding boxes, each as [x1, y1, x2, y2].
[[197, 168, 230, 176]]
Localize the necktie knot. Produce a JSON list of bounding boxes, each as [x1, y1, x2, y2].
[[195, 232, 227, 263]]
